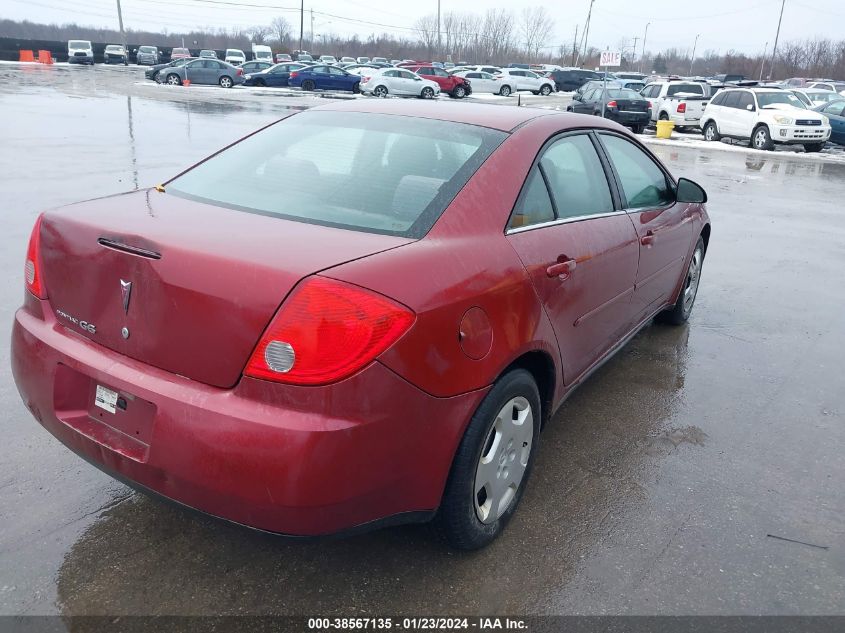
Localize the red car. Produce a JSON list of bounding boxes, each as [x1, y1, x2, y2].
[[402, 64, 471, 98], [11, 101, 710, 550]]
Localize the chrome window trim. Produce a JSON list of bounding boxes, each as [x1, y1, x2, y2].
[[505, 209, 628, 235]]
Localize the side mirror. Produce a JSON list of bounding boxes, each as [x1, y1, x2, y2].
[[746, 104, 755, 111], [676, 177, 707, 204]]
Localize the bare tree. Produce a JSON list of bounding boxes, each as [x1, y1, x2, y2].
[[270, 16, 292, 47], [247, 25, 271, 44], [414, 14, 438, 58], [520, 7, 554, 61]]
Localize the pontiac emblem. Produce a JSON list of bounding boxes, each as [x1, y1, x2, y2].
[[120, 280, 132, 314]]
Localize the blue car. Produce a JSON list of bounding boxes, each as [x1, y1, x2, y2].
[[288, 64, 361, 92], [814, 100, 845, 145], [243, 62, 306, 87]]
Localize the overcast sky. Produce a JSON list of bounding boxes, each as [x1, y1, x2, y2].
[[7, 0, 845, 55]]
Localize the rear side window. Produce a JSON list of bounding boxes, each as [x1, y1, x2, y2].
[[824, 102, 845, 116], [509, 169, 555, 229], [540, 135, 614, 220], [722, 91, 741, 108], [709, 91, 726, 106], [600, 134, 672, 209], [167, 111, 506, 238]]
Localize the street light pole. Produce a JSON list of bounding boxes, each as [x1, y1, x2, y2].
[[437, 0, 441, 60], [759, 41, 768, 81], [116, 0, 128, 66], [639, 22, 650, 74], [299, 0, 304, 53], [689, 33, 700, 76], [769, 0, 786, 80]]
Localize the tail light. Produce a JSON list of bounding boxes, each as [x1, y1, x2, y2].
[[362, 76, 371, 83], [677, 102, 687, 113], [25, 214, 47, 299], [236, 68, 243, 76], [607, 100, 618, 108], [245, 277, 415, 385], [648, 101, 653, 109], [290, 71, 298, 79]]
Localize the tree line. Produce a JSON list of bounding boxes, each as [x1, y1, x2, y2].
[[2, 16, 844, 79]]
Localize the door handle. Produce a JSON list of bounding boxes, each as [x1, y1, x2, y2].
[[546, 258, 576, 280], [641, 230, 656, 246]]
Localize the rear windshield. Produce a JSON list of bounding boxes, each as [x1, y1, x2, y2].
[[607, 89, 643, 99], [757, 92, 806, 108], [173, 48, 189, 54], [667, 83, 705, 96], [167, 111, 507, 238], [139, 46, 156, 53]]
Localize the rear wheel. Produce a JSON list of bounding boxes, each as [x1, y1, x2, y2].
[[452, 85, 467, 99], [254, 78, 266, 87], [499, 85, 512, 97], [373, 85, 388, 98], [751, 125, 774, 151], [433, 369, 540, 550], [302, 79, 315, 91], [219, 75, 233, 88], [539, 84, 552, 96], [804, 142, 825, 153], [165, 73, 181, 86], [703, 120, 720, 142], [658, 237, 705, 325], [421, 86, 435, 99]]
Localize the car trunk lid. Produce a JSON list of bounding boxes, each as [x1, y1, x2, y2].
[[39, 189, 412, 388]]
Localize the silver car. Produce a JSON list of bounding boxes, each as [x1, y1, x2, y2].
[[160, 59, 244, 88], [136, 46, 159, 65]]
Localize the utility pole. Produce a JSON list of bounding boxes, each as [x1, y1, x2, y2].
[[437, 0, 441, 61], [769, 0, 786, 80], [639, 22, 650, 73], [759, 41, 768, 81], [115, 0, 128, 66], [689, 33, 700, 76], [632, 36, 640, 70], [572, 24, 578, 66], [575, 0, 595, 68], [299, 0, 304, 53], [310, 8, 314, 51]]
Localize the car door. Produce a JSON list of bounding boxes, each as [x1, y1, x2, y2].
[[378, 69, 401, 93], [822, 101, 845, 144], [432, 67, 452, 92], [523, 70, 542, 91], [267, 64, 288, 86], [506, 132, 640, 384], [597, 132, 693, 320], [309, 65, 330, 89], [398, 69, 421, 95], [474, 72, 496, 93], [733, 91, 758, 139], [570, 88, 595, 114], [718, 91, 742, 135]]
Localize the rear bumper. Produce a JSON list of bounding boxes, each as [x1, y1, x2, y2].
[[11, 298, 487, 535], [608, 111, 650, 126]]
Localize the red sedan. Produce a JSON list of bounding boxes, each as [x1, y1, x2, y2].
[[11, 100, 710, 550]]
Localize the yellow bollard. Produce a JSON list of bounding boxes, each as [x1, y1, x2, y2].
[[656, 120, 675, 139]]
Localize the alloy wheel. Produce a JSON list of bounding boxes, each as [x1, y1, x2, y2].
[[683, 247, 703, 315]]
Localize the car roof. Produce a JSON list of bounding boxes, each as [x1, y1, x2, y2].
[[310, 99, 561, 132]]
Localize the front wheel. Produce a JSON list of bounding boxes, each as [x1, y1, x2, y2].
[[452, 85, 467, 99], [373, 85, 388, 98], [499, 85, 511, 97], [421, 86, 435, 99], [751, 125, 774, 151], [658, 237, 705, 325], [804, 142, 825, 153], [433, 369, 541, 550], [219, 75, 233, 88], [254, 78, 266, 87], [165, 73, 181, 86], [301, 79, 315, 91]]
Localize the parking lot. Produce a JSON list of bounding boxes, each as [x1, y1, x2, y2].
[[1, 62, 844, 616]]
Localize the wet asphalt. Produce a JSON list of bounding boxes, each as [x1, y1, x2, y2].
[[0, 63, 843, 616]]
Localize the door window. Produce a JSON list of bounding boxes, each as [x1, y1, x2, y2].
[[600, 135, 673, 209], [722, 91, 741, 108], [328, 66, 345, 75], [737, 91, 756, 111], [399, 70, 417, 80], [433, 68, 449, 77], [540, 135, 614, 220], [417, 67, 433, 76], [709, 91, 727, 106], [508, 169, 555, 229]]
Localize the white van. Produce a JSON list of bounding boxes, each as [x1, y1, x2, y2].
[[251, 45, 273, 62], [225, 49, 246, 65], [68, 40, 94, 65]]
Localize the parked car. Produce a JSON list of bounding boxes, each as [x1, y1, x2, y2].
[[339, 56, 355, 63], [222, 49, 245, 65], [452, 70, 516, 96], [356, 56, 370, 64], [371, 57, 388, 65], [813, 100, 845, 145], [293, 51, 313, 62], [136, 46, 159, 65], [104, 44, 127, 64], [199, 50, 218, 59], [238, 60, 273, 74], [497, 69, 554, 95], [341, 64, 380, 76], [147, 57, 195, 82], [252, 45, 273, 63], [318, 55, 338, 64], [171, 47, 191, 60], [713, 73, 745, 84], [789, 89, 842, 107], [359, 68, 440, 98], [548, 68, 601, 92], [243, 62, 306, 87], [700, 88, 831, 151], [640, 81, 710, 130], [160, 58, 244, 88], [13, 101, 710, 549], [568, 87, 650, 133], [67, 40, 93, 64], [288, 64, 362, 92], [403, 65, 471, 98], [806, 81, 845, 96], [275, 53, 292, 63], [451, 64, 503, 76], [390, 59, 402, 65], [615, 72, 646, 81]]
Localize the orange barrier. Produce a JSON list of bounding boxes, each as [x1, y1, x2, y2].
[[183, 79, 191, 87], [37, 50, 54, 64], [19, 50, 35, 62]]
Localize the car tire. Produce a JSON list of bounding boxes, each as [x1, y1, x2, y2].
[[539, 84, 552, 96], [658, 237, 705, 326], [433, 368, 541, 550], [352, 81, 361, 94], [751, 125, 774, 151], [703, 120, 721, 142], [632, 125, 645, 134], [302, 79, 315, 91], [499, 85, 512, 97], [373, 85, 388, 98], [255, 79, 266, 87], [453, 85, 467, 99], [659, 112, 669, 121], [804, 142, 825, 153], [219, 75, 233, 88], [165, 73, 181, 86], [421, 87, 435, 99]]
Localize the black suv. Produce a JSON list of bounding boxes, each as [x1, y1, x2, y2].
[[549, 68, 601, 92]]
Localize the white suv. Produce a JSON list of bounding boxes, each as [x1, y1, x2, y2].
[[700, 88, 831, 152], [498, 69, 554, 95]]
